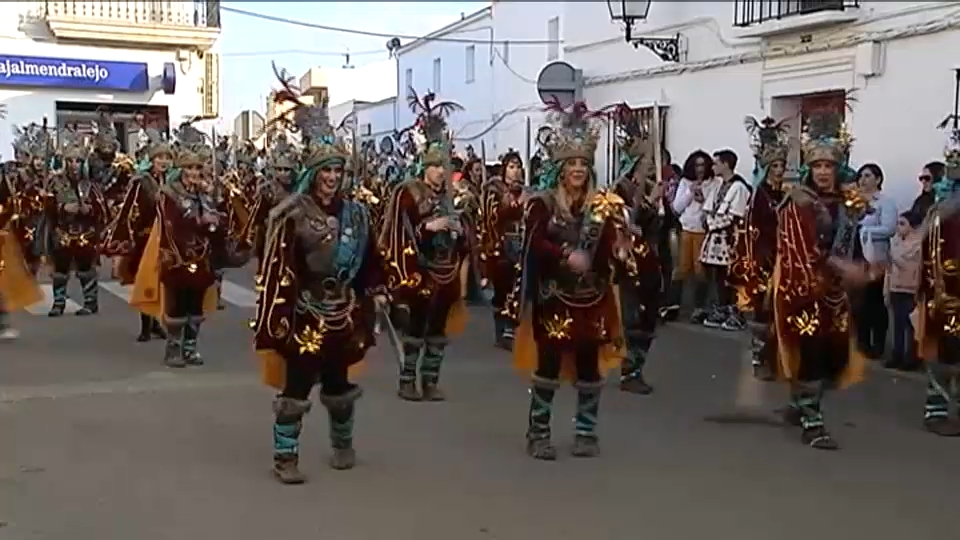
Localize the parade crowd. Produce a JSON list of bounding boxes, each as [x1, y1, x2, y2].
[[2, 68, 960, 484]]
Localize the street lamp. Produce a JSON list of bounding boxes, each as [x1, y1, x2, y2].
[[607, 0, 681, 63]]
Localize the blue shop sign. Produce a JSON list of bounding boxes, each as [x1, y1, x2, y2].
[[0, 54, 148, 92]]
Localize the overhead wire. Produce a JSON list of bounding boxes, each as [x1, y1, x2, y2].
[[223, 49, 385, 58], [221, 6, 561, 45]]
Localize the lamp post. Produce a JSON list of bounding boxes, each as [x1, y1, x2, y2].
[[607, 0, 681, 63]]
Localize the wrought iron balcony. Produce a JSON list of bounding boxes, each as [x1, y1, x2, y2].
[[25, 1, 221, 49], [734, 0, 860, 27]]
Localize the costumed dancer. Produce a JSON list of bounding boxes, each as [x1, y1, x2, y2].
[[729, 116, 788, 381], [130, 120, 223, 368], [610, 103, 661, 396], [511, 100, 628, 460], [244, 133, 299, 263], [0, 162, 43, 340], [479, 148, 527, 349], [101, 121, 173, 342], [45, 125, 109, 316], [254, 61, 388, 483], [914, 124, 960, 436], [380, 89, 470, 402], [771, 96, 872, 449], [88, 109, 132, 215], [8, 122, 53, 277]]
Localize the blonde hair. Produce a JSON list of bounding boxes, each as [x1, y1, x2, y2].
[[555, 159, 595, 220]]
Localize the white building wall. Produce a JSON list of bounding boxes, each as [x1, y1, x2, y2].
[[490, 1, 564, 158], [357, 98, 397, 139], [0, 4, 215, 157], [396, 8, 497, 155], [566, 1, 960, 205]]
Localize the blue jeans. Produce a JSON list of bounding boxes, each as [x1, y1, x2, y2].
[[889, 292, 915, 364]]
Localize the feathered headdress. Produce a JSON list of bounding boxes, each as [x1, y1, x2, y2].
[[744, 115, 789, 167], [57, 123, 91, 160], [612, 103, 655, 179], [407, 88, 463, 168], [91, 108, 119, 152], [136, 111, 173, 160], [269, 62, 348, 169], [172, 117, 211, 167], [12, 119, 53, 158], [267, 132, 299, 170], [801, 91, 855, 166], [542, 98, 604, 163], [233, 138, 260, 166]]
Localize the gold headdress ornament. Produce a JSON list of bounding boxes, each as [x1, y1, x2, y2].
[[136, 111, 173, 160], [172, 116, 211, 168], [267, 132, 299, 170], [406, 87, 464, 167], [612, 103, 655, 166], [743, 115, 789, 167], [800, 90, 856, 166], [542, 98, 604, 163], [12, 119, 53, 158], [57, 123, 91, 161], [268, 61, 348, 169]]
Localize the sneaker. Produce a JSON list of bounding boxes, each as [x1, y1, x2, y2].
[[702, 308, 727, 329], [721, 312, 746, 331], [0, 327, 19, 341]]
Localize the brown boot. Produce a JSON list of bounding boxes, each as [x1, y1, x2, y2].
[[273, 454, 306, 484], [620, 376, 653, 395], [397, 380, 421, 401], [924, 417, 960, 436], [421, 382, 446, 402]]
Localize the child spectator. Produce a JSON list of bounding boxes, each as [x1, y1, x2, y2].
[[884, 210, 923, 371]]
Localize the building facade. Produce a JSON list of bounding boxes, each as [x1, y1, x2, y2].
[[328, 97, 397, 142], [0, 1, 222, 155], [396, 7, 498, 157], [566, 1, 960, 202]]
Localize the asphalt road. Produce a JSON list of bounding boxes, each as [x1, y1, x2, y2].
[[0, 266, 957, 540]]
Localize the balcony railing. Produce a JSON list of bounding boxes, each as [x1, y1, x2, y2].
[[31, 0, 220, 28], [733, 0, 859, 27]]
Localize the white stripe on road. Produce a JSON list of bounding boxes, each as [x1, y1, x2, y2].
[[218, 280, 258, 308], [98, 281, 132, 303], [25, 284, 83, 316]]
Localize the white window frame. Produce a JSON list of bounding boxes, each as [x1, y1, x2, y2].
[[404, 68, 413, 97], [547, 17, 560, 61], [432, 57, 442, 93], [465, 45, 476, 84]]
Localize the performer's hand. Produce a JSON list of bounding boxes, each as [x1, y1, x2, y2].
[[480, 277, 489, 289], [567, 249, 591, 274], [79, 204, 91, 215], [63, 202, 79, 214], [201, 214, 219, 226], [424, 216, 450, 232], [373, 294, 389, 308], [519, 191, 531, 205], [829, 257, 871, 286]]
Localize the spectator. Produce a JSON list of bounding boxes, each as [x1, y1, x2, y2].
[[670, 150, 715, 322], [910, 161, 943, 219], [856, 163, 898, 359], [885, 210, 923, 371]]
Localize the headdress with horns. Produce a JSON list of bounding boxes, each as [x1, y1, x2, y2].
[[537, 99, 605, 190], [800, 91, 856, 181], [12, 119, 53, 159], [92, 108, 119, 153], [612, 103, 655, 180], [136, 111, 173, 162], [172, 117, 211, 168], [58, 124, 92, 161], [268, 62, 349, 182], [743, 115, 789, 187], [406, 88, 463, 173]]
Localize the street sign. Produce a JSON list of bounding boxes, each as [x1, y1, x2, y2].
[[536, 61, 583, 108]]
